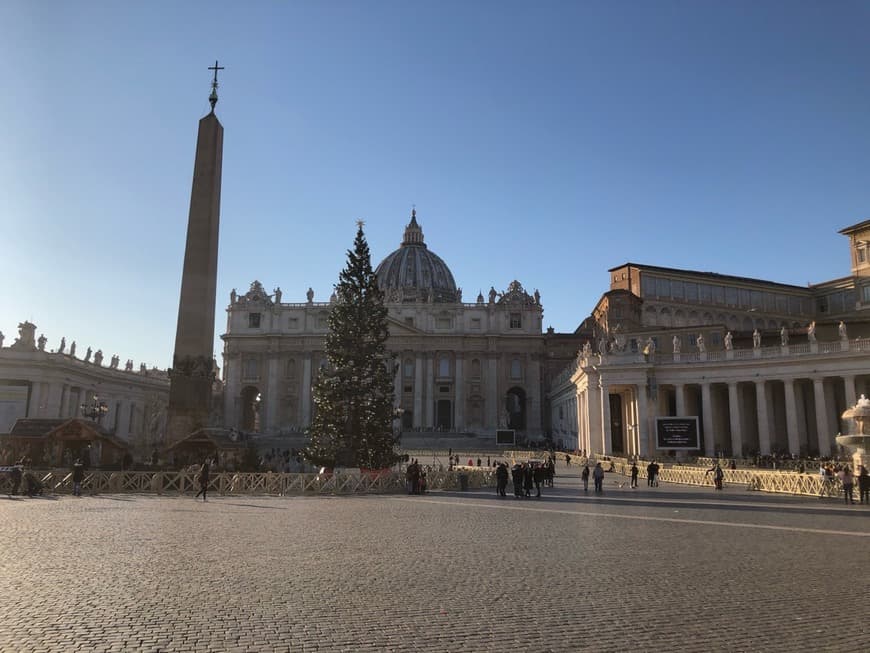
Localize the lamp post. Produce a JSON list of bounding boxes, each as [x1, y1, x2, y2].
[[80, 395, 109, 424], [393, 407, 405, 444]]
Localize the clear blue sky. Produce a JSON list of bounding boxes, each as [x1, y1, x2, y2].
[[2, 1, 869, 369]]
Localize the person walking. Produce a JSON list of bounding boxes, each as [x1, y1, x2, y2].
[[592, 462, 604, 493], [706, 463, 724, 490], [533, 463, 544, 498], [72, 459, 85, 497], [194, 460, 210, 502], [858, 465, 870, 505], [840, 466, 855, 505], [523, 463, 534, 497], [630, 463, 639, 488], [581, 464, 590, 492]]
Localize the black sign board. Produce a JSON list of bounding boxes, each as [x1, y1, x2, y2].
[[655, 417, 700, 450], [496, 429, 515, 446]]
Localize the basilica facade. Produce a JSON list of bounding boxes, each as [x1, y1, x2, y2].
[[549, 220, 870, 459], [220, 211, 573, 441]]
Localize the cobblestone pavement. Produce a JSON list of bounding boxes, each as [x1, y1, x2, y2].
[[1, 466, 868, 653]]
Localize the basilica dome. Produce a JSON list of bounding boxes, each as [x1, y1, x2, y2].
[[375, 210, 459, 303]]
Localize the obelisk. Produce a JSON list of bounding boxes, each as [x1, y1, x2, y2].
[[166, 61, 225, 443]]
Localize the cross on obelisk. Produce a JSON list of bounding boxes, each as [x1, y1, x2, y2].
[[208, 60, 225, 111]]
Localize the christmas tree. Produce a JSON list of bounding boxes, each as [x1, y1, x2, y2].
[[305, 222, 400, 469]]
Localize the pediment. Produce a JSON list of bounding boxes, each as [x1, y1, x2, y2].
[[386, 316, 422, 335]]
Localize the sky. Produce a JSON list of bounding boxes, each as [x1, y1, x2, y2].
[[2, 0, 869, 370]]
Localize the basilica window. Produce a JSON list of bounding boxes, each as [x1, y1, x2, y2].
[[509, 313, 522, 329], [471, 359, 481, 379], [863, 286, 870, 303], [244, 358, 259, 380], [436, 317, 451, 329], [712, 285, 725, 305], [287, 317, 299, 329], [471, 318, 481, 330], [285, 359, 296, 379], [438, 356, 450, 378], [510, 358, 522, 379], [405, 317, 414, 327], [316, 314, 328, 328], [858, 247, 866, 263], [248, 312, 261, 328], [404, 359, 414, 378], [725, 286, 738, 306]]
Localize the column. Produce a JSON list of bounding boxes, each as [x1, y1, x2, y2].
[[413, 356, 423, 428], [59, 384, 70, 418], [424, 355, 434, 428], [265, 355, 279, 433], [755, 381, 771, 455], [727, 382, 743, 458], [28, 382, 41, 417], [454, 357, 464, 430], [783, 379, 800, 456], [813, 378, 831, 457], [587, 383, 603, 456], [601, 379, 612, 455], [528, 356, 541, 435], [636, 384, 650, 458], [843, 374, 856, 408], [300, 355, 312, 426], [486, 357, 499, 429], [701, 383, 714, 456], [675, 384, 686, 416]]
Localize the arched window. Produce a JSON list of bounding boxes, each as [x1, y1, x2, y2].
[[285, 358, 296, 379]]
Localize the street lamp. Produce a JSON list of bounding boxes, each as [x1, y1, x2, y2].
[[393, 407, 405, 444], [81, 395, 109, 423]]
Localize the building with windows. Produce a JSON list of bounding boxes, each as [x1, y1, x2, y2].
[[0, 320, 170, 458], [549, 220, 870, 458], [221, 211, 579, 441]]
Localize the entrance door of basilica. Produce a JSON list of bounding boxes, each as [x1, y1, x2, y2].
[[436, 400, 452, 430]]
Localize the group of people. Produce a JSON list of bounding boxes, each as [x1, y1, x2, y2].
[[580, 462, 606, 492], [835, 464, 870, 505], [404, 459, 428, 495], [494, 461, 549, 498]]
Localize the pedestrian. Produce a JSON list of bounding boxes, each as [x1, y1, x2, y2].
[[857, 465, 870, 505], [565, 454, 571, 466], [511, 463, 524, 498], [72, 459, 85, 497], [9, 463, 22, 496], [194, 460, 210, 502], [533, 463, 544, 498], [592, 462, 604, 493], [477, 458, 482, 468], [523, 463, 534, 497], [839, 466, 855, 505], [495, 462, 509, 497], [630, 463, 639, 488], [706, 463, 724, 490], [581, 464, 590, 492]]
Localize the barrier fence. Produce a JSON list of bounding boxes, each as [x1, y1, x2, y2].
[[25, 467, 497, 497], [597, 456, 846, 498]]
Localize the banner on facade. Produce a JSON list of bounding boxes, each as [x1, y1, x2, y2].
[[496, 429, 515, 446], [655, 417, 700, 450]]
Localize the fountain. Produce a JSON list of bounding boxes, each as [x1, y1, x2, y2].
[[836, 394, 870, 470]]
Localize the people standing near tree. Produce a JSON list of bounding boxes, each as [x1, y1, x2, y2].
[[194, 460, 210, 502], [592, 462, 605, 493], [581, 464, 590, 492], [630, 462, 639, 488], [839, 466, 855, 505], [857, 465, 869, 504], [495, 462, 509, 497], [72, 459, 85, 497]]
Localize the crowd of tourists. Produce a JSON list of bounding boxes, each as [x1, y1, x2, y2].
[[494, 460, 554, 498]]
